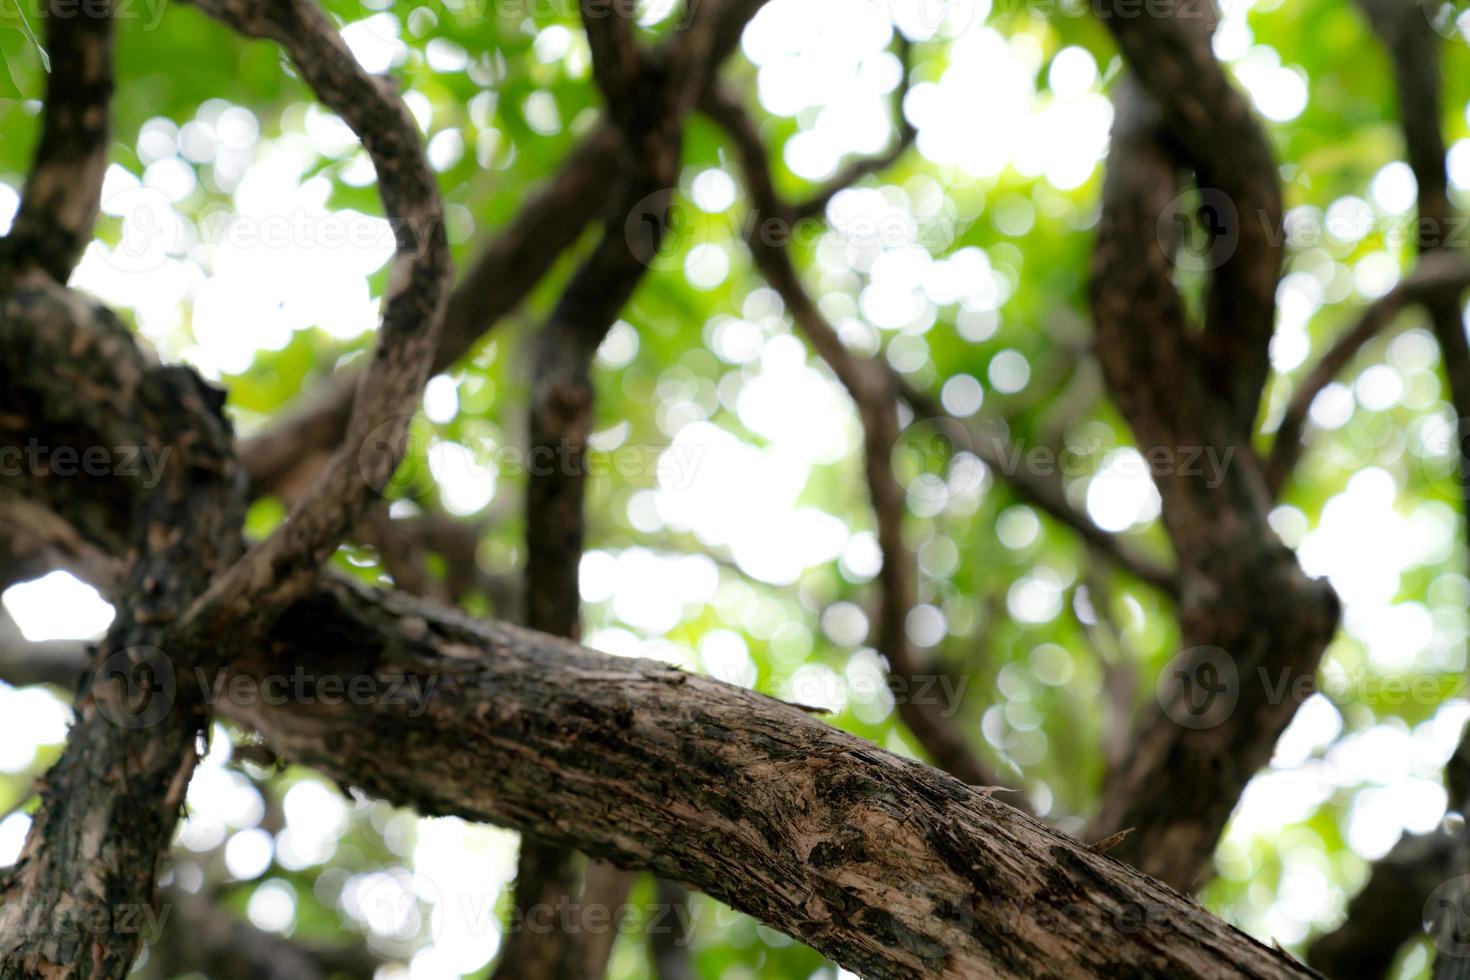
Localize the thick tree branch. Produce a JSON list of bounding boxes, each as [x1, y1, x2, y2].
[[1096, 0, 1283, 434], [580, 0, 643, 120], [199, 572, 1325, 980], [0, 2, 447, 973], [0, 280, 157, 560], [0, 275, 248, 978], [0, 564, 1328, 978], [1087, 76, 1339, 890]]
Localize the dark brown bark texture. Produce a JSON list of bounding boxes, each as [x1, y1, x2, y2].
[[217, 573, 1322, 980], [0, 0, 114, 285], [1085, 19, 1340, 888], [0, 245, 1322, 977], [4, 0, 1470, 974], [0, 0, 447, 974], [0, 277, 248, 976]]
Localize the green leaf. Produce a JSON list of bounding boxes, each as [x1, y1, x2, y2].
[[11, 1, 47, 71], [0, 47, 19, 99]]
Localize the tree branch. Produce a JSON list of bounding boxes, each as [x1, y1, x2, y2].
[[581, 0, 643, 121], [648, 879, 695, 980], [789, 35, 916, 223], [1096, 0, 1283, 434], [0, 276, 248, 978], [1086, 73, 1339, 890], [1266, 253, 1470, 496], [198, 572, 1324, 980], [1339, 9, 1470, 974], [893, 377, 1179, 596], [0, 563, 1328, 978], [143, 886, 383, 980], [502, 2, 761, 970], [701, 83, 1014, 795], [180, 0, 450, 635], [237, 124, 620, 501], [1306, 830, 1454, 979], [0, 0, 114, 285], [0, 494, 123, 597]]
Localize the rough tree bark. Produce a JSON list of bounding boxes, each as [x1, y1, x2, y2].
[[0, 0, 448, 972], [1084, 3, 1341, 891], [226, 574, 1324, 980], [2, 0, 1462, 974]]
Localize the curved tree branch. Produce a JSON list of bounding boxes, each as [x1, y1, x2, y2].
[[180, 0, 450, 635], [237, 123, 621, 500], [0, 563, 1328, 979], [204, 573, 1323, 980]]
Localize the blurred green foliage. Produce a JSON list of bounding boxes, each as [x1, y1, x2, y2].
[[3, 0, 1470, 976]]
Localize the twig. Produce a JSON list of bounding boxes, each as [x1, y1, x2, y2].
[[701, 81, 1013, 796], [181, 0, 451, 635], [1266, 252, 1470, 496]]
